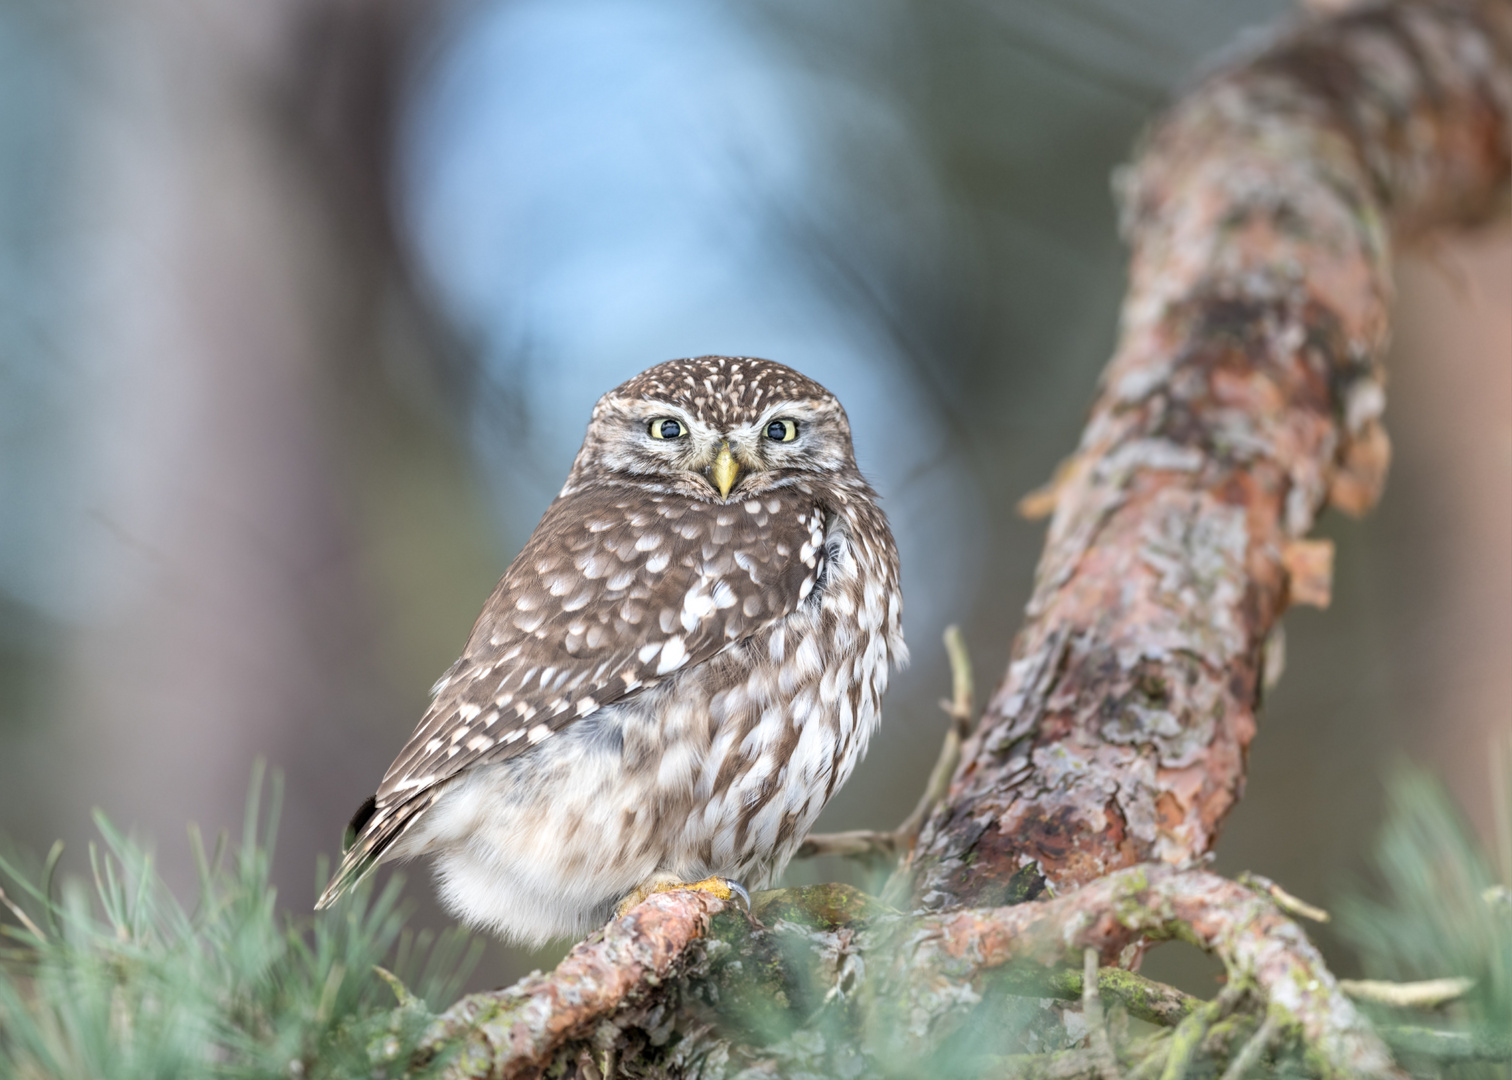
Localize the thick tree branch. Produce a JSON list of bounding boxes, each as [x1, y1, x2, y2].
[[904, 0, 1512, 909]]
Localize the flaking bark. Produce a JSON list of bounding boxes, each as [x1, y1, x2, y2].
[[904, 0, 1512, 910], [420, 891, 729, 1079]]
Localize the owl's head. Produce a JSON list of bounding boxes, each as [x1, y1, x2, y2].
[[570, 356, 859, 501]]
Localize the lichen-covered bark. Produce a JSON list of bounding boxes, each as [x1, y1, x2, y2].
[[884, 866, 1393, 1077], [905, 0, 1512, 909], [421, 868, 1396, 1079]]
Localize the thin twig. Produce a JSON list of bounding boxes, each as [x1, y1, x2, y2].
[[1237, 873, 1330, 924], [1217, 1013, 1279, 1080], [944, 624, 975, 732], [1127, 1045, 1168, 1080], [794, 830, 900, 859], [1008, 964, 1198, 1027], [1087, 970, 1195, 1028], [1017, 453, 1083, 521], [797, 626, 975, 861], [1157, 1001, 1219, 1080], [893, 624, 975, 839], [1084, 949, 1124, 1080], [1338, 977, 1474, 1009]]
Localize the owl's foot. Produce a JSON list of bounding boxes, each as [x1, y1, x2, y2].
[[616, 875, 751, 917]]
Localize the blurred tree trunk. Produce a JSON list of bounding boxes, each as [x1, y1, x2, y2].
[[414, 1, 1511, 1077], [1385, 228, 1512, 842], [50, 0, 483, 909]]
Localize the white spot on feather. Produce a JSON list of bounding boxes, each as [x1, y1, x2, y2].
[[680, 582, 715, 630], [657, 635, 688, 674]]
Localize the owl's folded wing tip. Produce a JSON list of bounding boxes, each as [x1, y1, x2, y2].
[[314, 855, 363, 910]]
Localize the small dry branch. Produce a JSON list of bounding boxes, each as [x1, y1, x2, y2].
[[795, 623, 976, 863], [1337, 977, 1475, 1010], [1238, 872, 1331, 924]]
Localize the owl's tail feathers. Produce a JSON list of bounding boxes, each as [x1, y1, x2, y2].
[[314, 793, 433, 910]]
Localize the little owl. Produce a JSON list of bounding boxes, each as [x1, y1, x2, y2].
[[316, 356, 906, 944]]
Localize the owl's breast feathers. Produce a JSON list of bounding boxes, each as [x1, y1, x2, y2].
[[318, 481, 848, 905]]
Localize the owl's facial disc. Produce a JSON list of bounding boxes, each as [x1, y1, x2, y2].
[[631, 409, 762, 499], [646, 402, 839, 499], [582, 382, 854, 500]]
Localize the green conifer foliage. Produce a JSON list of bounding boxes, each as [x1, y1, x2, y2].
[[0, 765, 482, 1079], [1336, 753, 1512, 1076]]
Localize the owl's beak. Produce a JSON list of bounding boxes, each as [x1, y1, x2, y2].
[[710, 442, 741, 499]]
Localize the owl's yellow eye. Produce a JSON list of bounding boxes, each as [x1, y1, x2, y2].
[[649, 418, 684, 439], [766, 419, 798, 442]]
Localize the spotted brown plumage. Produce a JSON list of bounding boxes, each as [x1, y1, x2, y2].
[[316, 356, 906, 944]]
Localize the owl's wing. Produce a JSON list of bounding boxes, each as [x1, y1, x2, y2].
[[316, 484, 828, 908]]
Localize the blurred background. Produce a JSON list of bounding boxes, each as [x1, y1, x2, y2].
[[0, 0, 1506, 992]]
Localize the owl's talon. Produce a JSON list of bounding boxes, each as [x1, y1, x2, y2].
[[617, 874, 751, 917], [722, 879, 751, 913]]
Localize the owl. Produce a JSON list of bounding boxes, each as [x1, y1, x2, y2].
[[316, 356, 906, 944]]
